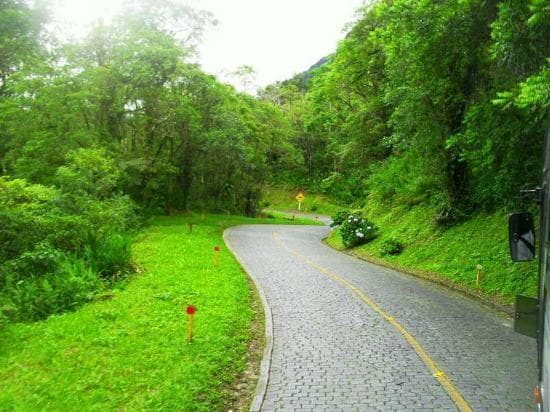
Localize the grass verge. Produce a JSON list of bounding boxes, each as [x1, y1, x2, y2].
[[326, 204, 538, 307], [0, 212, 317, 411], [261, 186, 343, 216]]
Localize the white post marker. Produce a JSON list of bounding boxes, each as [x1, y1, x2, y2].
[[295, 192, 305, 212], [476, 264, 483, 285]]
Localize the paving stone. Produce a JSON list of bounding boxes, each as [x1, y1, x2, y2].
[[225, 224, 537, 411]]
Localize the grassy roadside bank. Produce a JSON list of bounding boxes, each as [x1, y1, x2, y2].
[[0, 213, 317, 411], [326, 204, 538, 306], [261, 187, 537, 307], [261, 186, 343, 216]]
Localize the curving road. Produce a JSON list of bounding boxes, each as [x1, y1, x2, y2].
[[225, 224, 537, 411]]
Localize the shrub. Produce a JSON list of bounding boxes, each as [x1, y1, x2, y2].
[[0, 176, 137, 323], [433, 203, 467, 226], [380, 237, 404, 256], [339, 212, 378, 247], [310, 204, 319, 212], [3, 242, 63, 277], [85, 234, 133, 280], [330, 209, 350, 227], [0, 255, 101, 322]]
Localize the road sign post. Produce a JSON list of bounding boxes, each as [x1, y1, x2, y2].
[[295, 192, 305, 212]]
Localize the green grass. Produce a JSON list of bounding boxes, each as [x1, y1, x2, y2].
[[261, 209, 324, 225], [326, 204, 538, 304], [261, 186, 343, 216], [0, 212, 317, 411]]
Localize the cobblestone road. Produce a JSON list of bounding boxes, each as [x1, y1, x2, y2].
[[224, 224, 537, 411]]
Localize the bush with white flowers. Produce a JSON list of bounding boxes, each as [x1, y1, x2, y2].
[[330, 209, 350, 227], [339, 211, 378, 247]]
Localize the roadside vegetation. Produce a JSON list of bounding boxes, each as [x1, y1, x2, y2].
[[2, 0, 547, 322], [0, 0, 548, 407], [0, 213, 317, 410], [259, 0, 548, 303], [261, 186, 342, 216], [326, 204, 538, 303]]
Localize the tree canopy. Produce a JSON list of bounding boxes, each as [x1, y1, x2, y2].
[[261, 0, 549, 217]]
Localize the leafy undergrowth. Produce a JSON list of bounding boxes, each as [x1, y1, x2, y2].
[[326, 204, 538, 304], [261, 186, 343, 216], [0, 213, 316, 411]]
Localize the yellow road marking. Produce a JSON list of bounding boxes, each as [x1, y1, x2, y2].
[[272, 231, 472, 412]]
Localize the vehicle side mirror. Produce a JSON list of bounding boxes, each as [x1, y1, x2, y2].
[[508, 212, 536, 261]]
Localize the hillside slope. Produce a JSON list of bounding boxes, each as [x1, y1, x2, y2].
[[326, 203, 538, 306]]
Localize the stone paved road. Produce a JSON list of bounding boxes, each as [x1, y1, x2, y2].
[[225, 224, 537, 411]]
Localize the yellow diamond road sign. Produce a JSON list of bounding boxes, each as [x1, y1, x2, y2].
[[295, 193, 305, 202]]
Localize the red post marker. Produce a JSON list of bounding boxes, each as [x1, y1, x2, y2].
[[187, 305, 196, 342], [214, 246, 220, 268]]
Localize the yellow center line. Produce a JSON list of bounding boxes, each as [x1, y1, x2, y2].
[[272, 230, 472, 412]]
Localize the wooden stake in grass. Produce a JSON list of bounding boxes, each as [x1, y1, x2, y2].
[[188, 222, 193, 233], [186, 305, 196, 342], [214, 246, 220, 268], [476, 264, 483, 285]]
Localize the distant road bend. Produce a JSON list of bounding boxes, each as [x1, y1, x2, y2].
[[224, 223, 537, 411]]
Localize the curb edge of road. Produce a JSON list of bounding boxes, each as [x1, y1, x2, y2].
[[326, 240, 514, 316], [223, 228, 273, 412]]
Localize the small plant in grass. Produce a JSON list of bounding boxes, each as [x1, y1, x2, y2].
[[340, 212, 377, 247], [310, 204, 319, 211], [330, 209, 350, 227], [380, 237, 404, 256]]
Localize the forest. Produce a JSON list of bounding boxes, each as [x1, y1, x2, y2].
[[1, 0, 549, 324]]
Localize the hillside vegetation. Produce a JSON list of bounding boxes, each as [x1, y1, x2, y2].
[[259, 0, 548, 303], [0, 0, 300, 323], [327, 204, 538, 303], [0, 0, 548, 407], [1, 0, 547, 322]]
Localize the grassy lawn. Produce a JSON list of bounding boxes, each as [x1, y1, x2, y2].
[[326, 204, 538, 304], [0, 213, 317, 411], [261, 186, 343, 216]]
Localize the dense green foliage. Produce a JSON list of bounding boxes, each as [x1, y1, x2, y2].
[[259, 0, 547, 302], [1, 0, 548, 322], [0, 173, 136, 323], [262, 0, 549, 217], [338, 211, 378, 247], [0, 1, 298, 322]]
